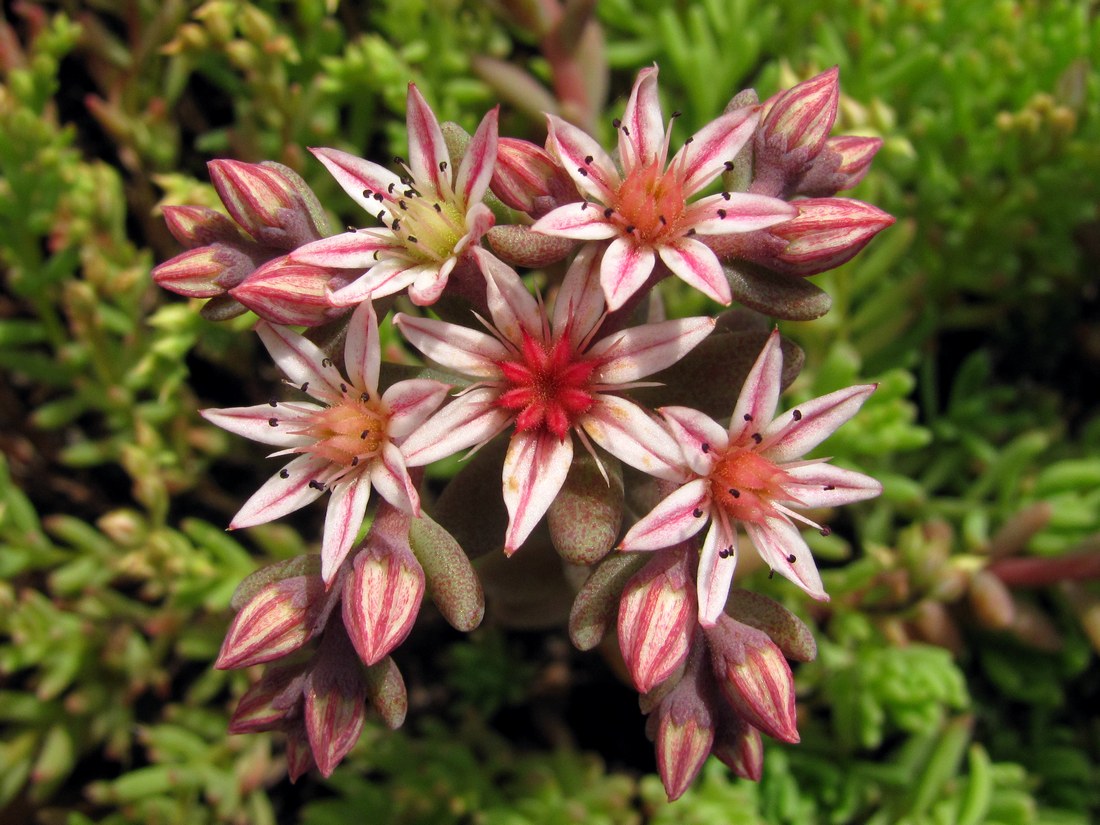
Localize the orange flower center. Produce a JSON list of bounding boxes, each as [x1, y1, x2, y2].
[[495, 329, 599, 440], [611, 157, 687, 244], [709, 448, 793, 526], [294, 396, 388, 466]]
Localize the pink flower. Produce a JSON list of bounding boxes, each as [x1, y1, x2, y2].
[[291, 84, 499, 306], [201, 300, 451, 583], [394, 246, 713, 554], [531, 66, 797, 311], [619, 329, 881, 624]]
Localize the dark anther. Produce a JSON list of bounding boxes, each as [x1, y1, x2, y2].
[[719, 548, 730, 559], [625, 225, 636, 234], [701, 442, 710, 453], [729, 488, 740, 498], [683, 136, 693, 144], [301, 382, 309, 393], [787, 553, 796, 563], [269, 399, 278, 407], [392, 219, 401, 232], [399, 199, 408, 210], [280, 468, 290, 479], [434, 203, 442, 212], [407, 235, 418, 244], [819, 526, 832, 536], [439, 160, 448, 172], [268, 417, 278, 427], [717, 208, 728, 219], [373, 251, 381, 261], [658, 214, 667, 225], [743, 413, 753, 421], [577, 167, 589, 176], [360, 430, 370, 439], [404, 189, 416, 197], [347, 226, 356, 233], [362, 189, 371, 198], [671, 110, 682, 118], [339, 383, 348, 393], [603, 207, 614, 219], [722, 191, 731, 200], [621, 125, 630, 136], [393, 155, 405, 165], [686, 228, 697, 236], [580, 201, 589, 210], [768, 569, 775, 579], [824, 484, 835, 491], [373, 193, 384, 202], [792, 409, 803, 421], [350, 456, 359, 466], [361, 392, 370, 402], [751, 432, 763, 444], [693, 508, 704, 518], [308, 479, 325, 491], [612, 118, 622, 128], [584, 154, 593, 164], [387, 182, 396, 194], [724, 160, 735, 170], [322, 358, 333, 368]]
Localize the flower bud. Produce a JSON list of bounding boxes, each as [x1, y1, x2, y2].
[[363, 656, 408, 730], [408, 512, 485, 633], [618, 547, 696, 693], [342, 538, 426, 667], [208, 159, 303, 246], [228, 663, 306, 735], [491, 137, 580, 218], [796, 135, 883, 197], [303, 630, 368, 777], [283, 718, 315, 783], [487, 224, 577, 268], [705, 615, 799, 744], [711, 708, 763, 782], [215, 575, 328, 670], [161, 204, 241, 247], [229, 257, 352, 326], [653, 647, 715, 801]]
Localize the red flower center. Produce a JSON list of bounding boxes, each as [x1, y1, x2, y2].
[[495, 329, 599, 439], [611, 157, 687, 244], [709, 447, 793, 526], [294, 397, 388, 466]]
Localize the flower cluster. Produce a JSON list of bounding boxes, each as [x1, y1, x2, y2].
[[157, 67, 890, 796]]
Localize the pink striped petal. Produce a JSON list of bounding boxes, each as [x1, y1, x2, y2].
[[553, 244, 606, 349], [589, 316, 715, 384], [658, 237, 731, 305], [291, 230, 398, 268], [400, 388, 513, 467], [744, 518, 826, 601], [200, 403, 319, 447], [782, 463, 882, 508], [382, 379, 452, 439], [601, 236, 656, 311], [672, 105, 760, 196], [230, 453, 331, 529], [475, 247, 540, 345], [408, 262, 452, 306], [658, 406, 727, 476], [406, 83, 450, 196], [581, 395, 686, 482], [697, 517, 738, 626], [618, 478, 710, 551], [619, 66, 665, 172], [729, 329, 783, 444], [344, 300, 380, 396], [545, 114, 620, 203], [502, 430, 573, 555], [311, 147, 402, 213], [455, 106, 500, 205], [687, 192, 797, 235], [321, 472, 372, 583], [393, 313, 509, 378], [532, 202, 620, 240], [256, 321, 345, 403], [325, 260, 415, 307], [370, 442, 420, 516], [760, 383, 877, 463], [462, 201, 496, 246]]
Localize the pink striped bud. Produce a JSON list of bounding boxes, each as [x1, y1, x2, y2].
[[491, 137, 580, 218], [227, 664, 307, 734], [284, 718, 315, 783], [215, 575, 328, 670], [208, 159, 325, 249], [303, 629, 368, 777], [797, 135, 884, 197], [705, 615, 799, 744], [229, 257, 353, 326], [161, 204, 241, 247], [711, 709, 764, 782], [653, 647, 715, 801], [617, 547, 696, 693], [152, 243, 262, 296], [342, 539, 425, 667]]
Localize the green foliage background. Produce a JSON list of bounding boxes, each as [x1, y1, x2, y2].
[[1, 1, 1098, 823]]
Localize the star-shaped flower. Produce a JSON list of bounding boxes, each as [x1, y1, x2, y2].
[[619, 329, 881, 624], [291, 84, 499, 306], [201, 300, 451, 583], [532, 66, 798, 311], [394, 246, 714, 554]]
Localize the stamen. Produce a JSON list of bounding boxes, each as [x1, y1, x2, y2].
[[279, 468, 290, 478], [577, 167, 589, 176], [584, 155, 593, 164], [724, 160, 735, 171], [820, 526, 832, 536], [301, 382, 309, 393], [658, 215, 667, 225], [701, 442, 710, 453], [350, 456, 359, 466], [686, 228, 697, 236], [722, 192, 731, 200], [612, 118, 622, 128], [671, 110, 682, 118], [603, 207, 613, 219], [824, 484, 835, 491], [751, 433, 762, 444], [625, 225, 636, 234], [362, 189, 371, 197], [439, 160, 448, 172], [743, 413, 753, 421], [407, 235, 418, 244], [268, 399, 278, 407], [693, 508, 704, 518], [792, 409, 802, 420], [728, 488, 740, 498], [308, 479, 326, 491], [322, 358, 333, 368], [787, 553, 796, 563], [433, 203, 442, 212], [387, 182, 396, 194], [717, 208, 728, 219], [268, 418, 278, 427]]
